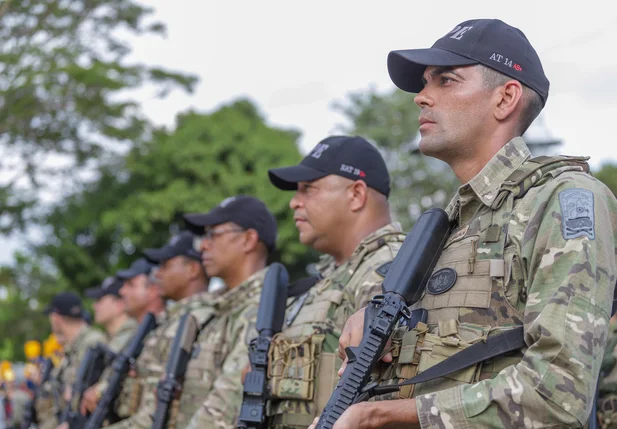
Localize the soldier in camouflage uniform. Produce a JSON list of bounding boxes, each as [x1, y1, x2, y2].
[[259, 136, 406, 429], [104, 230, 215, 429], [86, 276, 137, 353], [38, 292, 106, 429], [182, 195, 278, 429], [79, 258, 163, 417], [314, 19, 617, 429], [77, 276, 137, 415], [598, 314, 617, 428]]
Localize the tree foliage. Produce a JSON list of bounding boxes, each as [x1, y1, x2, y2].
[[594, 163, 617, 197], [0, 0, 198, 232], [38, 99, 314, 298]]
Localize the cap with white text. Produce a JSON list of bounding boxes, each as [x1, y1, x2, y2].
[[388, 19, 549, 105], [268, 135, 390, 196]]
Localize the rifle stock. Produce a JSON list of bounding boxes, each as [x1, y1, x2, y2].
[[315, 208, 450, 429], [84, 312, 157, 429], [151, 312, 199, 429], [237, 263, 289, 429]]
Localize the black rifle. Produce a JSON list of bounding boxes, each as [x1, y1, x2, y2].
[[60, 344, 115, 429], [84, 312, 157, 429], [151, 312, 199, 429], [315, 207, 450, 429], [21, 358, 54, 429], [238, 263, 289, 429]]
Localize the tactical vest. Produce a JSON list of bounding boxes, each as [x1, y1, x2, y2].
[[373, 155, 590, 400], [266, 227, 406, 429]]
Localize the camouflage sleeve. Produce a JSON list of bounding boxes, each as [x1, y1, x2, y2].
[[185, 307, 258, 429], [416, 174, 617, 428]]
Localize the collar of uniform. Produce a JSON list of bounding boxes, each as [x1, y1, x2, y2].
[[353, 222, 404, 255], [65, 324, 90, 355], [214, 266, 268, 312], [463, 137, 531, 208], [167, 290, 212, 319], [114, 318, 137, 338], [317, 222, 404, 274]]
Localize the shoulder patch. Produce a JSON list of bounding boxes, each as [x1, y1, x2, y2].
[[558, 188, 595, 240], [376, 261, 393, 277]]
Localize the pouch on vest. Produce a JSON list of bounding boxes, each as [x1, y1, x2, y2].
[[268, 334, 324, 401]]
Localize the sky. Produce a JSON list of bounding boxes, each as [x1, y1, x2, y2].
[[2, 0, 617, 264], [133, 0, 617, 168]]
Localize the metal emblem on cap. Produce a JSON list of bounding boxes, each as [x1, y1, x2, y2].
[[426, 268, 458, 295]]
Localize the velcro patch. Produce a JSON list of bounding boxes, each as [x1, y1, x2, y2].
[[376, 261, 393, 277], [558, 188, 595, 240]]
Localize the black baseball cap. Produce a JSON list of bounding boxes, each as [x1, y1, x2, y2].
[[184, 196, 278, 252], [44, 292, 86, 319], [388, 19, 549, 105], [85, 276, 123, 300], [143, 230, 201, 264], [116, 258, 155, 281], [268, 135, 390, 196]]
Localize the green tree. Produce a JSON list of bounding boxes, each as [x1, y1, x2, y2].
[[594, 163, 617, 197], [333, 86, 459, 230], [0, 0, 198, 232], [39, 99, 314, 298], [0, 254, 60, 361]]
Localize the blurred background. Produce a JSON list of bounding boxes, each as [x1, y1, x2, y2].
[[0, 0, 616, 364]]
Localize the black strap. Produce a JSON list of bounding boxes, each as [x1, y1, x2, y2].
[[199, 314, 216, 331], [368, 326, 525, 397], [611, 283, 617, 317], [287, 275, 322, 298]]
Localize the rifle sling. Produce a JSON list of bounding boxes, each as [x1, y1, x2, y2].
[[287, 275, 321, 298], [370, 325, 525, 397]]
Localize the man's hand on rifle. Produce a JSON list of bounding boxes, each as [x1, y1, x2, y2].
[[241, 363, 252, 383], [307, 399, 420, 429], [336, 307, 394, 376], [80, 385, 100, 414]]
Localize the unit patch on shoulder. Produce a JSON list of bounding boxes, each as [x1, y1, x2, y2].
[[427, 268, 458, 295], [376, 261, 393, 277], [558, 188, 595, 240]]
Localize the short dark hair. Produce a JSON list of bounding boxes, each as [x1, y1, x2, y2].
[[480, 65, 543, 135]]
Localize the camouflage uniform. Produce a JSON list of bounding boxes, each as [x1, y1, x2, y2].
[[106, 292, 215, 429], [185, 268, 267, 429], [265, 223, 406, 429], [35, 325, 105, 429], [93, 318, 138, 399], [598, 318, 617, 428], [372, 137, 617, 428]]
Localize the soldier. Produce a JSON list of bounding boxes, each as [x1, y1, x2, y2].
[[250, 135, 405, 429], [313, 18, 617, 429], [80, 257, 164, 417], [77, 276, 138, 416], [183, 195, 277, 429], [41, 292, 105, 429], [86, 276, 138, 353], [103, 230, 215, 429]]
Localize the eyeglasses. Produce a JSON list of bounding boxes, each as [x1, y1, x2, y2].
[[192, 227, 245, 251]]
